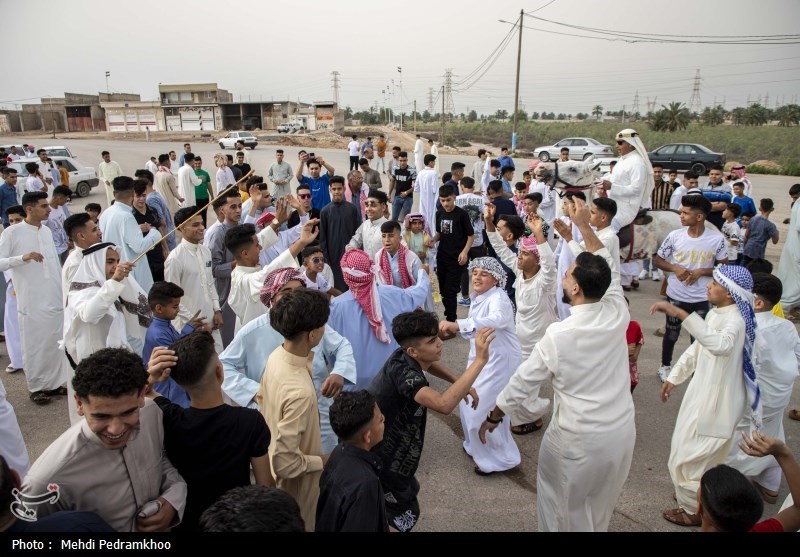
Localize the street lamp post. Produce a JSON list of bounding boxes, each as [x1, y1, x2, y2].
[[397, 66, 403, 131], [105, 71, 110, 95]]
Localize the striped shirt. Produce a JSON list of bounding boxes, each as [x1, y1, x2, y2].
[[651, 179, 673, 210]]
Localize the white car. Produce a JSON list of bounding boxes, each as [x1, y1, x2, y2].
[[277, 122, 305, 133], [534, 137, 614, 162], [218, 131, 258, 150], [8, 156, 99, 198], [41, 145, 77, 158]]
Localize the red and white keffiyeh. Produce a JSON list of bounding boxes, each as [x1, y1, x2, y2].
[[378, 244, 414, 289], [341, 249, 389, 343], [260, 267, 305, 308]]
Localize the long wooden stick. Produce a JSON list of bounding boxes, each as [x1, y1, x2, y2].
[[131, 169, 255, 265]]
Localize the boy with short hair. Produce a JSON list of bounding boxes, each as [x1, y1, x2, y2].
[[315, 390, 388, 532], [301, 245, 341, 297], [367, 310, 493, 532], [46, 185, 72, 264], [145, 331, 272, 531], [722, 202, 743, 264], [428, 185, 474, 324], [730, 181, 757, 218], [513, 182, 528, 216], [258, 288, 331, 531], [143, 281, 208, 407], [742, 198, 779, 265], [84, 203, 101, 222]]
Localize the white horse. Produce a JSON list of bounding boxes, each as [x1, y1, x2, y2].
[[534, 157, 604, 219], [620, 210, 719, 263]]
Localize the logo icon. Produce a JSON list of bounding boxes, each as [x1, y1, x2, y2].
[[10, 484, 60, 522]]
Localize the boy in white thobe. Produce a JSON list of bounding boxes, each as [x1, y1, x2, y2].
[[656, 264, 759, 527], [481, 198, 636, 532], [3, 206, 26, 373], [439, 257, 521, 475], [0, 192, 70, 405], [725, 273, 799, 501], [487, 209, 557, 433], [227, 219, 317, 331], [165, 209, 224, 353]]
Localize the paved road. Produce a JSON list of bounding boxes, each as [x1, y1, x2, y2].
[[1, 136, 798, 531]]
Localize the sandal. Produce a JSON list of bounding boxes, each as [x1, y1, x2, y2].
[[789, 409, 800, 422], [511, 421, 543, 435], [45, 386, 68, 396], [663, 507, 701, 527], [29, 391, 51, 406]]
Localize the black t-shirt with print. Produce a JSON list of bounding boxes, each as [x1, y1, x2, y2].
[[391, 166, 417, 198], [154, 398, 271, 531], [367, 349, 429, 503], [435, 205, 474, 262]]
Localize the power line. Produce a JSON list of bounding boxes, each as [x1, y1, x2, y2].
[[525, 0, 557, 15]]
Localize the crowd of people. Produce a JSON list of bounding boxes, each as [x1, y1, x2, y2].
[[0, 129, 798, 533]]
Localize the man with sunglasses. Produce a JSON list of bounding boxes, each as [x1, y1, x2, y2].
[[602, 129, 654, 232], [288, 184, 320, 229]]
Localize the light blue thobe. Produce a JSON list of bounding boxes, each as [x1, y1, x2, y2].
[[328, 270, 430, 390], [99, 202, 161, 292], [220, 316, 356, 453]]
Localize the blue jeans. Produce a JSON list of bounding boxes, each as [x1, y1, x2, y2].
[[392, 195, 412, 222]]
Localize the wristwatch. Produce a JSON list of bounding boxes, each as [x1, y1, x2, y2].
[[485, 412, 503, 424]]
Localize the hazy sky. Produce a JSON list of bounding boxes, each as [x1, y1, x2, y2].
[[5, 0, 799, 116]]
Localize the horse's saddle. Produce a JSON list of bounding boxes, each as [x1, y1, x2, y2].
[[617, 209, 653, 251]]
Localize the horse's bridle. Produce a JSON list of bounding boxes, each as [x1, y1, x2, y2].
[[546, 162, 599, 198]]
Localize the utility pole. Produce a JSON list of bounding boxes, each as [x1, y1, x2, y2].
[[444, 69, 454, 123], [511, 9, 523, 153], [632, 90, 640, 116], [105, 71, 110, 95], [427, 88, 434, 114], [413, 100, 417, 133]]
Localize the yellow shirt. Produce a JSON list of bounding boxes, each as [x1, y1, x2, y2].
[[59, 167, 69, 186], [258, 346, 322, 531], [773, 302, 784, 318]]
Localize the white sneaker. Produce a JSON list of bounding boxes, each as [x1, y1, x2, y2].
[[657, 365, 671, 384], [638, 269, 650, 280], [5, 365, 21, 373], [652, 269, 663, 282]]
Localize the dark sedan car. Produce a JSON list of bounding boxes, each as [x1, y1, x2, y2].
[[647, 143, 725, 175]]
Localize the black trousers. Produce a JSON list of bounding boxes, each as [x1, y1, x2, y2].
[[661, 297, 710, 366], [196, 198, 209, 227], [460, 245, 488, 297], [437, 258, 466, 322], [349, 156, 359, 171]]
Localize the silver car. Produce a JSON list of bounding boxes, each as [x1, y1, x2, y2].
[[534, 137, 613, 162], [8, 156, 99, 198]]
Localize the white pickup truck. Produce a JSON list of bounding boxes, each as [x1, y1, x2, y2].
[[277, 122, 305, 133]]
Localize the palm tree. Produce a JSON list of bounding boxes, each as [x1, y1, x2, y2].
[[592, 105, 603, 120], [660, 102, 691, 132]]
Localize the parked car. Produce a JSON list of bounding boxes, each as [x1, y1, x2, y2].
[[277, 122, 305, 133], [41, 145, 77, 158], [8, 156, 99, 198], [647, 143, 725, 175], [534, 137, 613, 162], [1, 145, 28, 159], [218, 131, 258, 150], [599, 157, 618, 175]]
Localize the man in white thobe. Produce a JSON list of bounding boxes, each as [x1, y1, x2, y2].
[[429, 140, 440, 177], [177, 153, 202, 208], [165, 209, 224, 353], [0, 192, 70, 404], [99, 176, 162, 292], [480, 198, 635, 532], [414, 155, 440, 244], [413, 134, 425, 172], [62, 243, 149, 424], [603, 128, 654, 231], [98, 151, 123, 206], [777, 193, 800, 314]]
